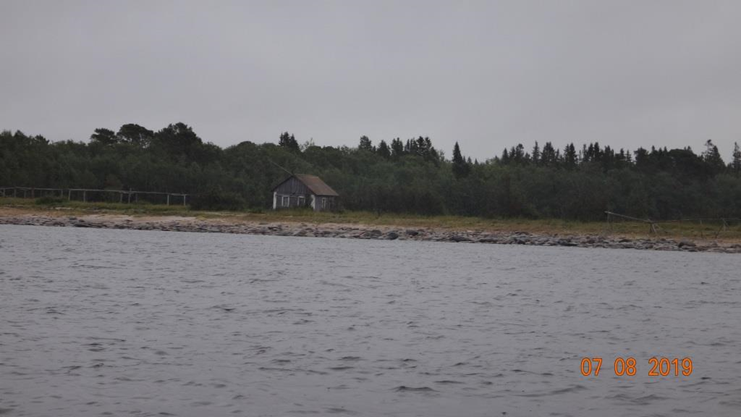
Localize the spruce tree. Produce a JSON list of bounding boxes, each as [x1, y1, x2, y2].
[[377, 140, 391, 159], [390, 138, 404, 157], [452, 142, 463, 163], [278, 132, 299, 151], [517, 144, 525, 163], [732, 142, 741, 175], [358, 135, 374, 152], [501, 148, 510, 164], [564, 143, 577, 169], [703, 139, 725, 175], [531, 141, 541, 166], [452, 142, 470, 178], [541, 142, 556, 167]]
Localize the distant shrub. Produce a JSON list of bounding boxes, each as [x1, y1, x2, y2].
[[35, 196, 67, 205], [190, 190, 246, 211]]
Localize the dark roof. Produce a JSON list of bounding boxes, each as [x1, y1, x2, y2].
[[274, 174, 339, 197]]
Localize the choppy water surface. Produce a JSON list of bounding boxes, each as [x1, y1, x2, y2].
[[1, 225, 740, 417]]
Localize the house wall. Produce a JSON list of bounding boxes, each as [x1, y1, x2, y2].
[[274, 177, 311, 196], [273, 177, 311, 209], [273, 177, 339, 211], [314, 195, 337, 212]]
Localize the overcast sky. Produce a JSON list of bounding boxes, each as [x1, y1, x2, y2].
[[1, 0, 740, 160]]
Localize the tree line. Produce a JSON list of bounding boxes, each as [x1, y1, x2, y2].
[[1, 123, 740, 220]]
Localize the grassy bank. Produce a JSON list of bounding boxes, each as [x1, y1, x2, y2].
[[1, 197, 740, 242]]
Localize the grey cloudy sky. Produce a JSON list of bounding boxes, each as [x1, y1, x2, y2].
[[2, 0, 740, 160]]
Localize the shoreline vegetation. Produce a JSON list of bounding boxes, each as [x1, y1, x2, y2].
[[2, 199, 740, 254], [3, 126, 741, 223]]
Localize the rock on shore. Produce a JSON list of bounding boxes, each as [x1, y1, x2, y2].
[[1, 213, 739, 254]]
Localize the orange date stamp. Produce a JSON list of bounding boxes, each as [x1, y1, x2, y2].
[[580, 357, 693, 377]]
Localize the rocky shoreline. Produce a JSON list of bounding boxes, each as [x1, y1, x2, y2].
[[1, 212, 740, 254]]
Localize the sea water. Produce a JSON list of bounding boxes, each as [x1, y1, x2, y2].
[[1, 225, 740, 416]]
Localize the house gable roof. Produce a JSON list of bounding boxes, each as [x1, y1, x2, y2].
[[272, 174, 339, 197]]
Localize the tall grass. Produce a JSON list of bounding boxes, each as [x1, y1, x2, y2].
[[1, 197, 739, 241]]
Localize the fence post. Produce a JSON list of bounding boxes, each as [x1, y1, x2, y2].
[[183, 195, 187, 207], [715, 219, 728, 239], [167, 194, 170, 206], [650, 222, 658, 235]]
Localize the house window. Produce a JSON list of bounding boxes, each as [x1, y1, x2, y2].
[[282, 196, 289, 207], [298, 196, 305, 206], [322, 197, 327, 209]]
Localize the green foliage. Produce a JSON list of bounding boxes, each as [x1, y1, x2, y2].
[[90, 128, 118, 145], [703, 139, 726, 176], [2, 124, 741, 220], [452, 142, 470, 179], [117, 123, 154, 147], [730, 142, 741, 176], [358, 136, 374, 152], [376, 140, 391, 159], [278, 132, 299, 152], [190, 190, 246, 211]]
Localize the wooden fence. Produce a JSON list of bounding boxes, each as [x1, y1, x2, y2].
[[0, 186, 188, 206], [605, 211, 740, 239]]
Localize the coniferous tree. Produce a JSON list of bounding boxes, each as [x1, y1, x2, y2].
[[153, 122, 208, 163], [703, 139, 725, 175], [4, 123, 741, 220], [117, 124, 154, 147], [501, 148, 510, 164], [416, 136, 426, 153], [358, 135, 374, 152], [731, 142, 741, 175], [541, 142, 557, 167], [279, 132, 290, 147], [377, 140, 391, 159], [531, 141, 541, 166], [90, 128, 118, 146], [452, 142, 463, 165], [390, 138, 404, 158], [279, 132, 300, 152], [452, 142, 470, 178], [634, 147, 649, 168], [510, 144, 526, 165], [404, 138, 418, 154], [563, 143, 577, 169]]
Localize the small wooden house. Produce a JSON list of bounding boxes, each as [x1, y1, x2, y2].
[[272, 174, 339, 211]]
